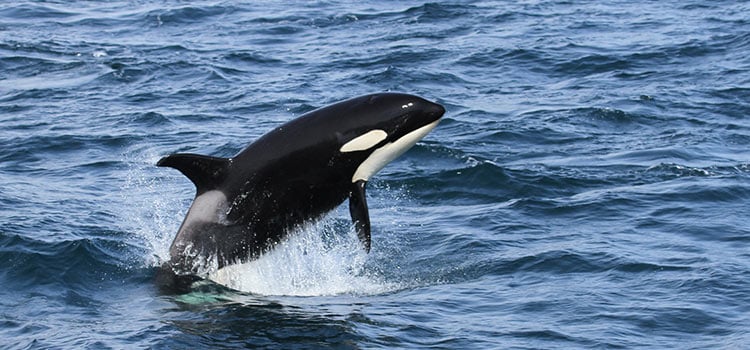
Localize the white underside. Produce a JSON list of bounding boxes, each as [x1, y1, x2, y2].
[[351, 119, 440, 182], [185, 190, 228, 225]]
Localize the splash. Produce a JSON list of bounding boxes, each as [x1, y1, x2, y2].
[[121, 151, 185, 267], [208, 220, 400, 296]]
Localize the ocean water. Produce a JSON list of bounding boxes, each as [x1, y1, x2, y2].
[[1, 0, 749, 348]]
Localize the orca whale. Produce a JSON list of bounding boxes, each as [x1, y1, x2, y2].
[[155, 93, 444, 288]]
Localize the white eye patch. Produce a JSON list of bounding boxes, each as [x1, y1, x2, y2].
[[339, 129, 388, 153]]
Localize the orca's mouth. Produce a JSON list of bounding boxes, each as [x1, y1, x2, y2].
[[412, 101, 445, 132], [426, 102, 446, 122], [399, 100, 445, 135]]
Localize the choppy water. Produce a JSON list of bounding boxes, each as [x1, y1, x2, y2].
[[2, 1, 749, 348]]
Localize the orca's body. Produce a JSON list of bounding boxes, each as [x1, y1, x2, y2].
[[156, 93, 444, 289]]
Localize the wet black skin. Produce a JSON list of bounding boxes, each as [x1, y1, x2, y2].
[[155, 93, 444, 291]]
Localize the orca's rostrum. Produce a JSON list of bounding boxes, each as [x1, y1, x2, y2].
[[156, 93, 444, 289]]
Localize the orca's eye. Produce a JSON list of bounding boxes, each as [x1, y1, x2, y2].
[[339, 129, 388, 153]]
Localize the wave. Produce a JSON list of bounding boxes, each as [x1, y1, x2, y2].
[[449, 250, 692, 280], [0, 231, 138, 289], [0, 3, 77, 22]]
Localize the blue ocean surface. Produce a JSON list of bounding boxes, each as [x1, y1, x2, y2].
[[1, 0, 749, 348]]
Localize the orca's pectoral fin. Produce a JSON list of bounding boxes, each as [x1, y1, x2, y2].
[[349, 180, 371, 252], [157, 153, 230, 193]]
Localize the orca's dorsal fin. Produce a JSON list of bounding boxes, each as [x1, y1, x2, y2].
[[157, 153, 231, 194], [349, 180, 371, 252]]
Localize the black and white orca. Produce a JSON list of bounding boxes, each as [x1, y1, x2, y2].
[[155, 93, 444, 289]]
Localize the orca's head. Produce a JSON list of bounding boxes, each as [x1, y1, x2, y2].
[[335, 93, 445, 183]]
